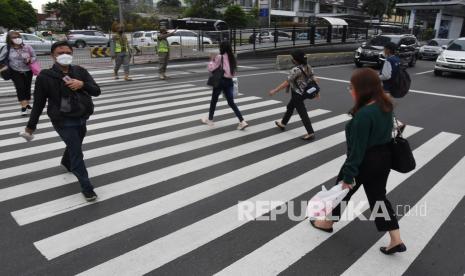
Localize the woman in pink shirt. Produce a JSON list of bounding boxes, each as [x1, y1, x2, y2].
[[202, 41, 248, 130]]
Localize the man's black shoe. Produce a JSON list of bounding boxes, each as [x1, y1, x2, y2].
[[82, 190, 98, 202]]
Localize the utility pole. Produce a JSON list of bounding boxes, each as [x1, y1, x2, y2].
[[118, 0, 124, 26]]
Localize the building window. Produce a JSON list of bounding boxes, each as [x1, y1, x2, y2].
[[237, 0, 254, 8], [299, 0, 315, 12], [271, 0, 294, 11], [319, 4, 333, 13]]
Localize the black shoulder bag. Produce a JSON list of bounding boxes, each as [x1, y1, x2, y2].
[[207, 55, 224, 89], [390, 116, 416, 173], [0, 45, 12, 81], [298, 66, 320, 99]]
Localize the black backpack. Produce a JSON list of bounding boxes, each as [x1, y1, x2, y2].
[[0, 45, 12, 81], [297, 66, 320, 99], [390, 63, 411, 98]]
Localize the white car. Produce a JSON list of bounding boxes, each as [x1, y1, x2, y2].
[[434, 37, 465, 76], [419, 38, 451, 60], [0, 33, 52, 54], [167, 30, 213, 46], [131, 31, 158, 47]]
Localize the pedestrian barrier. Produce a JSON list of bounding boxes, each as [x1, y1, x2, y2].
[[90, 47, 111, 58], [276, 52, 354, 70]]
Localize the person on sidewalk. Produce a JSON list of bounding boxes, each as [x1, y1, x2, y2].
[[0, 31, 36, 116], [202, 41, 248, 130], [23, 41, 101, 202], [157, 26, 177, 80], [269, 49, 317, 141], [110, 26, 132, 81], [311, 68, 406, 256]]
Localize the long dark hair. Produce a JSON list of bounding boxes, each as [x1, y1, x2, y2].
[[349, 68, 393, 115], [219, 41, 237, 74]]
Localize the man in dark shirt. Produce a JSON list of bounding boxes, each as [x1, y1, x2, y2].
[[24, 41, 101, 202]]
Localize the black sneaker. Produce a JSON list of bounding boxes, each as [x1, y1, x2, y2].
[[82, 190, 98, 202]]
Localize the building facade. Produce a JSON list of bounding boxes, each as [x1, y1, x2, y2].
[[396, 0, 465, 39]]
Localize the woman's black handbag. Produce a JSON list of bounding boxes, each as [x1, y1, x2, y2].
[[207, 55, 224, 89], [390, 118, 416, 173], [0, 45, 11, 81], [298, 67, 320, 99]]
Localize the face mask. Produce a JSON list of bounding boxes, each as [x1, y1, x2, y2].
[[56, 54, 73, 66], [12, 38, 23, 45]]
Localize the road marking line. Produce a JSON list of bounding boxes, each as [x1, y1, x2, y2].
[[216, 130, 458, 276], [0, 97, 265, 163], [11, 113, 346, 227], [415, 70, 434, 75], [342, 153, 465, 276], [0, 106, 286, 180], [32, 115, 343, 260]]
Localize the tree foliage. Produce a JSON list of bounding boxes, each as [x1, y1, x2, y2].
[[362, 0, 396, 19], [157, 0, 182, 9], [182, 0, 230, 19], [223, 5, 247, 28], [0, 0, 37, 30]]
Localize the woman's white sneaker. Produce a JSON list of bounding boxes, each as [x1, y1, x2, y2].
[[237, 120, 249, 130], [201, 118, 214, 126]]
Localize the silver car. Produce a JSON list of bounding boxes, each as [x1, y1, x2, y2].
[[0, 33, 52, 55], [66, 30, 109, 48], [419, 39, 451, 60]]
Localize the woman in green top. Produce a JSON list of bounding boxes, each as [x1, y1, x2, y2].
[[312, 68, 406, 255]]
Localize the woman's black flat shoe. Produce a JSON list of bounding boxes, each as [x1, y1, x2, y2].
[[380, 243, 407, 255], [275, 121, 285, 131], [301, 134, 315, 141], [310, 220, 333, 233]]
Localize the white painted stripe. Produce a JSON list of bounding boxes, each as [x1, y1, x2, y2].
[[415, 70, 434, 75], [11, 114, 348, 226], [216, 130, 460, 276], [237, 65, 259, 69], [0, 84, 197, 113], [0, 97, 264, 163], [1, 106, 287, 180], [342, 155, 465, 276], [32, 117, 344, 260], [0, 88, 208, 120], [77, 158, 347, 275], [315, 76, 465, 100], [0, 93, 251, 136]]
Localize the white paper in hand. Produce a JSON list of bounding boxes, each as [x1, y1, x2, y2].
[[307, 183, 350, 219]]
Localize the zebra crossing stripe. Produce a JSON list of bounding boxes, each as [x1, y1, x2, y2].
[[0, 84, 197, 113], [0, 106, 290, 180], [0, 86, 202, 118], [11, 113, 348, 227], [76, 158, 348, 275], [0, 92, 219, 129], [215, 130, 459, 276], [0, 98, 271, 162], [342, 155, 465, 275], [32, 128, 345, 260]]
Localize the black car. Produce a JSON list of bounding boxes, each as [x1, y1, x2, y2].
[[354, 34, 419, 68]]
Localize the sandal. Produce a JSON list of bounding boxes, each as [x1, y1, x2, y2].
[[301, 133, 315, 141], [275, 121, 285, 131]]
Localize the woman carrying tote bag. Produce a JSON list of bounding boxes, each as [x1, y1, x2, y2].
[[202, 41, 248, 130], [311, 68, 407, 255]]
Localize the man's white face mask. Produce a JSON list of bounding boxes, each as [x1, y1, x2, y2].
[[56, 54, 73, 66]]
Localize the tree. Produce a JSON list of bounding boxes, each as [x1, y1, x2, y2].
[[182, 0, 230, 19], [0, 0, 37, 30], [157, 0, 181, 9], [79, 1, 102, 28], [223, 5, 247, 28], [362, 0, 396, 20]]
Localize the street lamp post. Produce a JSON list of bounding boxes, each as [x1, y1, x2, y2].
[[118, 0, 124, 26]]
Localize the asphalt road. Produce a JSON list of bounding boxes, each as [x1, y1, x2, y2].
[[0, 58, 464, 275]]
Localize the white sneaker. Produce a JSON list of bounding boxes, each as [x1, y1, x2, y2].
[[201, 117, 214, 126], [237, 120, 249, 130]]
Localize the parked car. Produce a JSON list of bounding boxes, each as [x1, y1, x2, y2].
[[354, 34, 418, 68], [418, 38, 451, 60], [248, 31, 291, 44], [131, 31, 158, 47], [0, 33, 52, 54], [296, 32, 322, 40], [167, 30, 213, 46], [66, 30, 109, 48], [434, 37, 465, 76]]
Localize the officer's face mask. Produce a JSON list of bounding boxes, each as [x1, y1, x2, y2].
[[12, 38, 23, 45], [56, 53, 73, 66]]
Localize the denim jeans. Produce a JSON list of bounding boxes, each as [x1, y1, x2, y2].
[[209, 77, 244, 122], [54, 118, 94, 192]]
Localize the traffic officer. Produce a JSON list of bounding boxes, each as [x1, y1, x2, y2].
[[157, 25, 177, 80], [110, 25, 132, 81]]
